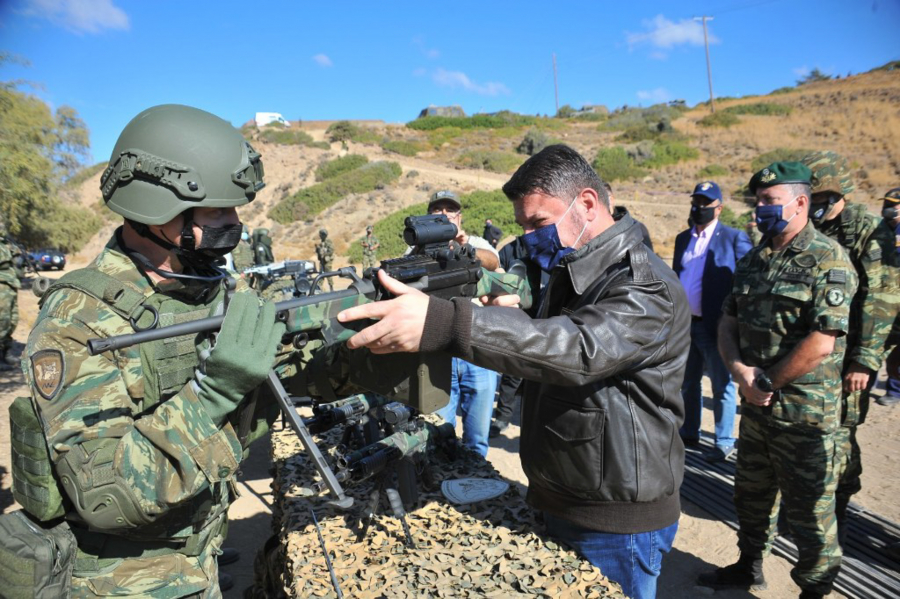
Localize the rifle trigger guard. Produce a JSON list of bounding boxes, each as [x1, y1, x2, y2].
[[129, 304, 160, 332]]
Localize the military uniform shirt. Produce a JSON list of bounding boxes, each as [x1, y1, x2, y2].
[[723, 221, 857, 433]]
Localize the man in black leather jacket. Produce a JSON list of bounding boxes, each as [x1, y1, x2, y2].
[[337, 145, 690, 599]]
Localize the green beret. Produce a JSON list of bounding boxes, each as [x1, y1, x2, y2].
[[801, 151, 855, 196], [749, 161, 812, 194]]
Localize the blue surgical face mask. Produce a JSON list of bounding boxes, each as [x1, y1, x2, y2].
[[521, 195, 589, 272], [755, 196, 799, 237]]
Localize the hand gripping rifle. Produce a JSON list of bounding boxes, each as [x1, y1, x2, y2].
[[85, 214, 530, 509]]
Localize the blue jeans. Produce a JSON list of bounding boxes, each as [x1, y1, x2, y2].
[[680, 320, 737, 451], [544, 514, 678, 599], [436, 358, 497, 457]]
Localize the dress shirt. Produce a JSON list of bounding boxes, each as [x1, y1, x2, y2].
[[679, 220, 718, 317]]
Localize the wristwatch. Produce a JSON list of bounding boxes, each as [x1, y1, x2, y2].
[[755, 372, 775, 393]]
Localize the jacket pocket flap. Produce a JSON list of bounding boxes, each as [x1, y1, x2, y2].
[[544, 402, 604, 443]]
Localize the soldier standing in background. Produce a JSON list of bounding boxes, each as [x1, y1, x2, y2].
[[699, 162, 856, 599], [315, 228, 335, 291], [876, 188, 900, 407], [482, 218, 502, 248], [745, 220, 763, 246], [231, 224, 255, 273], [13, 105, 284, 597], [801, 151, 892, 545], [0, 219, 20, 371], [253, 227, 275, 266], [361, 224, 379, 270]]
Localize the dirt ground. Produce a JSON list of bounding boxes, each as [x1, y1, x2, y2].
[[2, 271, 899, 599]]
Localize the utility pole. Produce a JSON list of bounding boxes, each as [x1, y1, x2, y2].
[[552, 53, 559, 116], [695, 16, 715, 113]]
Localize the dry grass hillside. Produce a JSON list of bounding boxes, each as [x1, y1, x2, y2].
[[65, 68, 900, 268]]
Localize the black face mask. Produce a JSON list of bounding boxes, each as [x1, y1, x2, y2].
[[809, 194, 840, 227], [883, 203, 900, 222], [195, 223, 243, 258], [690, 205, 717, 226]]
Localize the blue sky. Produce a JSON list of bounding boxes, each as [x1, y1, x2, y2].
[[1, 0, 898, 165]]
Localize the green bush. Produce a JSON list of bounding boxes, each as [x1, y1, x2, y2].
[[426, 126, 464, 148], [573, 112, 608, 122], [408, 111, 540, 131], [750, 148, 814, 174], [718, 205, 754, 229], [269, 161, 402, 223], [326, 120, 379, 144], [315, 154, 368, 182], [770, 86, 795, 95], [347, 190, 517, 263], [42, 202, 104, 253], [381, 139, 424, 157], [643, 140, 699, 168], [697, 112, 741, 128], [259, 128, 316, 146], [455, 150, 523, 173], [723, 103, 793, 116], [592, 147, 648, 182], [698, 164, 729, 178], [556, 105, 576, 118], [601, 104, 685, 132], [517, 129, 554, 156]]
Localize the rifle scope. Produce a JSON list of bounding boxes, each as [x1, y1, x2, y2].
[[402, 214, 458, 247]]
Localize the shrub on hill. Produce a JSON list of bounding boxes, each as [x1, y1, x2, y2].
[[455, 150, 523, 174], [718, 204, 753, 230], [326, 120, 379, 144], [63, 162, 107, 189], [723, 103, 793, 116], [641, 139, 699, 168], [516, 129, 561, 156], [259, 127, 316, 146], [556, 105, 576, 118], [593, 147, 648, 182], [750, 148, 814, 173], [697, 112, 741, 128], [269, 161, 402, 223], [426, 126, 464, 148], [347, 190, 517, 263], [601, 104, 686, 133], [315, 154, 368, 182], [381, 139, 425, 157], [408, 111, 539, 131], [770, 86, 795, 95], [698, 164, 729, 178]]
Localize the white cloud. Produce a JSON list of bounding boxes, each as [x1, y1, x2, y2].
[[793, 66, 810, 77], [627, 15, 718, 54], [412, 35, 440, 59], [637, 88, 671, 103], [312, 54, 333, 68], [412, 67, 428, 77], [432, 68, 509, 96], [19, 0, 129, 34]]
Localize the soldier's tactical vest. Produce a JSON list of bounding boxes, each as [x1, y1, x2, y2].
[[12, 267, 232, 557]]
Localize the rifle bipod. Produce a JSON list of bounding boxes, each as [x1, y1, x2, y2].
[[356, 468, 416, 549]]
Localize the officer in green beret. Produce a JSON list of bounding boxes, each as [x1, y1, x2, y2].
[[801, 151, 893, 547], [699, 161, 856, 598]]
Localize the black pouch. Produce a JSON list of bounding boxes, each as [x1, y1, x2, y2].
[[0, 510, 76, 599]]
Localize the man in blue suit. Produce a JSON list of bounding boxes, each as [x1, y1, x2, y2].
[[673, 181, 753, 462]]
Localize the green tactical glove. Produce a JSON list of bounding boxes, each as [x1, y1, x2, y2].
[[196, 292, 286, 426]]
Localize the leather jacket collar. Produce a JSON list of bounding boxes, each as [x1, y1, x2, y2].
[[562, 213, 645, 295]]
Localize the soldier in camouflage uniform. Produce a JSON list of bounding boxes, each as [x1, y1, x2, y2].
[[801, 151, 892, 544], [361, 224, 379, 270], [252, 228, 274, 266], [20, 105, 284, 598], [230, 224, 255, 273], [745, 219, 763, 246], [876, 188, 900, 406], [315, 228, 334, 291], [698, 162, 856, 599], [0, 219, 20, 370]]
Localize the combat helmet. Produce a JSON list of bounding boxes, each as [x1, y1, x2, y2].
[[100, 104, 265, 225], [802, 151, 855, 197], [319, 228, 328, 238]]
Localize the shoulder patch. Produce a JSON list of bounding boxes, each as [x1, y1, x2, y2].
[[826, 287, 845, 307], [793, 254, 818, 268], [826, 268, 847, 284], [31, 349, 65, 400], [865, 246, 883, 262]]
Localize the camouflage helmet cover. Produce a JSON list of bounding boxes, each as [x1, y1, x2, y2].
[[100, 104, 265, 225], [801, 150, 855, 196]]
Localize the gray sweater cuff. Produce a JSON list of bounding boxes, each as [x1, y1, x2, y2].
[[421, 297, 474, 357]]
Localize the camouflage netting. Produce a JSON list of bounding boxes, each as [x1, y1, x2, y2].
[[268, 416, 625, 598]]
